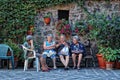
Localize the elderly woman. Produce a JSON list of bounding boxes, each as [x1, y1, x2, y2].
[[70, 36, 85, 70], [23, 35, 34, 59], [42, 34, 57, 69], [23, 35, 50, 72], [56, 34, 69, 70]]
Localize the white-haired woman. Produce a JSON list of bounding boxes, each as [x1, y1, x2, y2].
[[70, 36, 85, 70], [56, 34, 69, 70], [42, 34, 57, 69]]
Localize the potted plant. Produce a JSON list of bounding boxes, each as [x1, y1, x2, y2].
[[115, 49, 120, 69], [27, 25, 34, 35], [44, 12, 51, 25], [74, 21, 87, 35], [96, 45, 106, 69], [4, 39, 22, 68], [103, 47, 118, 70], [56, 19, 71, 40]]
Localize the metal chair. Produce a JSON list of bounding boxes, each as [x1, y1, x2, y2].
[[83, 40, 96, 68], [22, 45, 40, 72], [0, 44, 14, 69]]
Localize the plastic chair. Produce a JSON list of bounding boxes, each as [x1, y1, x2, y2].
[[0, 44, 14, 69], [22, 45, 40, 72]]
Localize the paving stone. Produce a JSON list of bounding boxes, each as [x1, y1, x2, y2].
[[0, 68, 120, 80]]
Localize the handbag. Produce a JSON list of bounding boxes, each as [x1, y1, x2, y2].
[[57, 44, 65, 53], [61, 46, 69, 55]]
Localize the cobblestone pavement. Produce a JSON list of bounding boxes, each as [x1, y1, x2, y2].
[[0, 68, 120, 80]]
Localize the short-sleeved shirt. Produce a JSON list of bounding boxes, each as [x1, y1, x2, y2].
[[42, 41, 56, 58], [23, 42, 31, 49], [44, 41, 56, 52], [45, 41, 55, 47], [70, 42, 85, 54], [23, 42, 33, 59]]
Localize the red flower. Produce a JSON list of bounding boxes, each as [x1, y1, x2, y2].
[[75, 28, 79, 33], [56, 20, 72, 35], [65, 24, 70, 29]]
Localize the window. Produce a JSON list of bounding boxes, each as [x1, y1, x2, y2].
[[58, 10, 69, 20]]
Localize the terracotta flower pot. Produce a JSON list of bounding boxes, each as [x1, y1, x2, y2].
[[88, 25, 93, 30], [115, 62, 120, 69], [96, 54, 106, 69], [27, 30, 33, 35], [7, 51, 11, 56], [106, 61, 114, 70], [44, 18, 51, 25]]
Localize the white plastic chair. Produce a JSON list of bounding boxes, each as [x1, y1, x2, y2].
[[22, 45, 40, 72]]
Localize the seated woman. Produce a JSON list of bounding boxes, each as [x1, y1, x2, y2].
[[23, 35, 34, 63], [42, 34, 57, 69], [23, 35, 49, 72], [70, 36, 85, 70], [56, 34, 69, 70]]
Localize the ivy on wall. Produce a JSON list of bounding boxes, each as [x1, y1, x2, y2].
[[0, 0, 77, 44], [0, 0, 112, 44]]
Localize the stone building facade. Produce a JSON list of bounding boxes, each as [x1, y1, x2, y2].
[[34, 1, 120, 49]]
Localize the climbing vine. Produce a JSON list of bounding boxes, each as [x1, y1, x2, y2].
[[0, 0, 76, 44]]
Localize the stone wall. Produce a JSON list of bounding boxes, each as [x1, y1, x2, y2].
[[34, 1, 120, 49]]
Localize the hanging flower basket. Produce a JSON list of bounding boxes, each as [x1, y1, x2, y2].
[[27, 30, 33, 35], [44, 17, 51, 25], [56, 19, 72, 37], [44, 12, 52, 25]]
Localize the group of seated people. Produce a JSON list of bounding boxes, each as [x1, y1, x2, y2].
[[23, 34, 86, 72]]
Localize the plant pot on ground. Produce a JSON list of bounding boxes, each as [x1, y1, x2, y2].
[[115, 61, 120, 69], [96, 54, 106, 69], [115, 49, 120, 69], [96, 46, 106, 69], [4, 39, 22, 68], [7, 51, 18, 68], [103, 47, 118, 70], [105, 61, 114, 70]]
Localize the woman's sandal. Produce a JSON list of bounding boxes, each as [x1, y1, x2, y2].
[[41, 67, 49, 72], [73, 66, 77, 69], [77, 67, 80, 70], [42, 69, 49, 72], [48, 67, 52, 70]]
